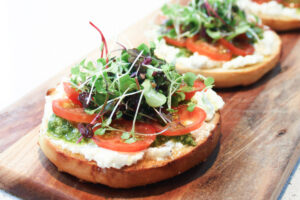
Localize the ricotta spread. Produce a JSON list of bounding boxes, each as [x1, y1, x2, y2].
[[40, 83, 224, 169], [49, 139, 145, 169], [191, 89, 225, 121], [237, 0, 300, 20], [154, 30, 277, 70], [146, 141, 184, 161]]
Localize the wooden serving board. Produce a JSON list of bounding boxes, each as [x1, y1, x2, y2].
[[1, 9, 300, 200]]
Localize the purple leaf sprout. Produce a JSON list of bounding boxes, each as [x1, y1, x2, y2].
[[142, 56, 152, 65]]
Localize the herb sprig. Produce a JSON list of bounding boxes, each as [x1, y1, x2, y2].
[[69, 41, 213, 143], [159, 0, 263, 43]]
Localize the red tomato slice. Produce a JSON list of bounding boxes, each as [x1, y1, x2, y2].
[[63, 82, 82, 106], [154, 105, 206, 136], [219, 38, 255, 57], [252, 0, 271, 4], [186, 37, 232, 61], [92, 120, 156, 152], [183, 80, 206, 100], [52, 99, 98, 123], [164, 36, 187, 48], [279, 0, 300, 8]]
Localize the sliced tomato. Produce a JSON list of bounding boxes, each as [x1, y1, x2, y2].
[[186, 37, 232, 61], [52, 98, 98, 123], [279, 0, 300, 8], [63, 82, 82, 106], [164, 36, 187, 48], [219, 38, 255, 57], [92, 120, 156, 152], [154, 105, 206, 136], [182, 80, 206, 100], [252, 0, 271, 4]]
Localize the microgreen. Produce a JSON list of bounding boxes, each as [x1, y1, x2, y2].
[[119, 75, 137, 92], [68, 37, 210, 143], [94, 128, 106, 136], [159, 0, 263, 43], [121, 132, 131, 140], [124, 137, 137, 144], [204, 77, 214, 86], [142, 80, 167, 107], [183, 72, 197, 87], [187, 102, 197, 112], [89, 21, 109, 62], [137, 43, 150, 56]]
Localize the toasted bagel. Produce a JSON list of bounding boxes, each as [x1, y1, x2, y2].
[[236, 0, 300, 31], [38, 112, 220, 188], [259, 15, 300, 31], [176, 31, 281, 88]]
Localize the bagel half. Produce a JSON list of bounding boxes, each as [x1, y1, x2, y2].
[[176, 31, 282, 88], [39, 112, 220, 188], [258, 14, 300, 31], [236, 0, 300, 31]]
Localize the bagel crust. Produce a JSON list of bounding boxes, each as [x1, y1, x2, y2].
[[259, 15, 300, 31], [176, 31, 282, 88], [38, 113, 221, 188]]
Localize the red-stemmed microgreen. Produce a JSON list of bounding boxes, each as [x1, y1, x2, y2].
[[116, 41, 127, 50], [76, 135, 83, 144], [204, 0, 227, 25], [135, 77, 141, 90], [89, 21, 109, 63]]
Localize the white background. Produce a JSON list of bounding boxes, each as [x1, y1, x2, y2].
[[0, 0, 165, 111], [0, 0, 298, 199]]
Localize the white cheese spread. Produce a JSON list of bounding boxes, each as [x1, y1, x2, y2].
[[40, 82, 224, 169], [191, 121, 216, 142], [154, 30, 277, 70], [191, 89, 225, 121], [49, 139, 145, 169], [146, 141, 184, 161], [237, 0, 300, 20], [153, 40, 180, 64]]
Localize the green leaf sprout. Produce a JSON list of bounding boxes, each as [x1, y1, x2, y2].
[[159, 0, 264, 43], [67, 43, 212, 144]]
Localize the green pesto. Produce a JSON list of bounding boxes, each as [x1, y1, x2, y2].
[[47, 114, 86, 143], [151, 133, 197, 147]]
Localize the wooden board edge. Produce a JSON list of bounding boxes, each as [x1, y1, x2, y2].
[[271, 143, 300, 199]]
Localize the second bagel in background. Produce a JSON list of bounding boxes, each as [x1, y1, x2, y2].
[[238, 0, 300, 31], [151, 0, 282, 88]]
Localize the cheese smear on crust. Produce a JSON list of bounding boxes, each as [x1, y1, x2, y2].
[[154, 30, 278, 70], [40, 83, 223, 169], [237, 0, 300, 20]]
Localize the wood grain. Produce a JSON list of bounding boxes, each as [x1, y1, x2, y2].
[[1, 10, 300, 200]]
